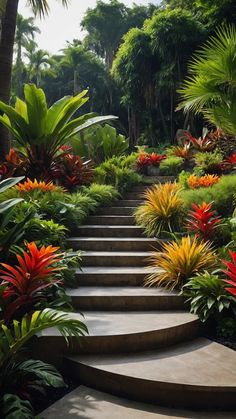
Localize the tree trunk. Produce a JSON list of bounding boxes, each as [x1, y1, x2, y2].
[[0, 0, 19, 159]]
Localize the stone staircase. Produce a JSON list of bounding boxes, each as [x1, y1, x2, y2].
[[41, 183, 236, 417]]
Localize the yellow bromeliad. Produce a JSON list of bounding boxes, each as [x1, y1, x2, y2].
[[146, 235, 217, 290], [15, 178, 60, 193], [135, 182, 184, 237]]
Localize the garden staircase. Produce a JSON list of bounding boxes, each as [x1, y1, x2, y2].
[[41, 181, 236, 418]]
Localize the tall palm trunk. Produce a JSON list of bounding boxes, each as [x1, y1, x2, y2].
[[0, 0, 19, 158]]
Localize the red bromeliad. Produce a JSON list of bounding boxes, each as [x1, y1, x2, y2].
[[0, 242, 63, 321], [225, 152, 236, 166], [185, 132, 216, 152], [186, 202, 222, 241], [136, 152, 150, 168], [149, 153, 166, 166], [222, 250, 236, 297]]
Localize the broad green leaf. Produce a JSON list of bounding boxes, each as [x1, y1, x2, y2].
[[24, 84, 47, 138]]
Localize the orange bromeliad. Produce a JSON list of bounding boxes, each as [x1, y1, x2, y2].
[[15, 178, 59, 193], [187, 174, 219, 189]]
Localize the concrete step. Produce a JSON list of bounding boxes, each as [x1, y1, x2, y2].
[[38, 311, 199, 355], [85, 215, 135, 225], [124, 192, 146, 200], [98, 207, 135, 216], [74, 267, 156, 286], [75, 225, 144, 238], [68, 237, 159, 252], [42, 385, 236, 419], [81, 251, 152, 267], [64, 338, 236, 409], [112, 199, 143, 207], [67, 286, 184, 310]]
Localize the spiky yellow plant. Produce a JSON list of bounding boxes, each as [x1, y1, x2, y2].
[[15, 178, 61, 193], [146, 235, 217, 290], [135, 183, 184, 237]]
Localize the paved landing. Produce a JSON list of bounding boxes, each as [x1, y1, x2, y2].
[[42, 385, 236, 419]]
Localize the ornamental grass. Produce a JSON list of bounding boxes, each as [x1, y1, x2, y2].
[[146, 235, 217, 290], [134, 182, 184, 237]]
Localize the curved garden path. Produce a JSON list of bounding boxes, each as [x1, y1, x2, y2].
[[41, 181, 236, 418]]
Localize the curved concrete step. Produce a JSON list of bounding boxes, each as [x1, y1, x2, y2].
[[75, 266, 156, 286], [81, 251, 153, 267], [67, 286, 184, 310], [75, 225, 144, 237], [98, 207, 136, 216], [39, 311, 199, 355], [68, 238, 159, 251], [64, 338, 236, 409], [85, 215, 135, 225], [42, 385, 236, 419]]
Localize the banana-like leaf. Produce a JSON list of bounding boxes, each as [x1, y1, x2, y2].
[[65, 115, 118, 140], [24, 84, 47, 138], [0, 177, 24, 193], [0, 198, 24, 214]]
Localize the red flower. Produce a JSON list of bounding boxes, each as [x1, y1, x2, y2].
[[222, 250, 236, 297], [149, 153, 166, 166], [0, 242, 63, 321], [137, 152, 150, 168], [225, 153, 236, 165], [186, 202, 222, 242], [185, 132, 216, 151]]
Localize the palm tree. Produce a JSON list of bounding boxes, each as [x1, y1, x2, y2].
[[0, 0, 69, 158], [178, 25, 236, 137], [26, 47, 50, 86], [15, 14, 40, 96]]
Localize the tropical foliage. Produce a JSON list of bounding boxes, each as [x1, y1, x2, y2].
[[178, 26, 236, 137], [0, 84, 116, 180]]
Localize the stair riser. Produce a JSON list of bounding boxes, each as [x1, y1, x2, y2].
[[98, 207, 135, 216], [64, 360, 236, 409], [81, 255, 150, 267], [71, 295, 185, 311], [36, 321, 200, 359], [68, 240, 158, 252], [112, 200, 142, 207], [123, 193, 145, 200], [74, 273, 146, 286], [85, 216, 135, 226], [75, 227, 143, 238]]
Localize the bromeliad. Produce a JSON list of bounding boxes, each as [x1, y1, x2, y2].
[[0, 242, 64, 322], [186, 202, 222, 242]]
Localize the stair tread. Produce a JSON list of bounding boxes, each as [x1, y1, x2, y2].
[[66, 338, 236, 388], [67, 286, 178, 297], [42, 385, 236, 419], [69, 237, 157, 242], [42, 310, 197, 337], [76, 266, 157, 274], [81, 251, 153, 256], [76, 225, 142, 228]]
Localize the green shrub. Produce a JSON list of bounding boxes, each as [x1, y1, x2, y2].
[[195, 150, 223, 174], [180, 174, 236, 216], [178, 170, 191, 189], [182, 272, 235, 322], [159, 156, 183, 176], [24, 218, 68, 247], [94, 154, 142, 192], [81, 183, 120, 205]]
